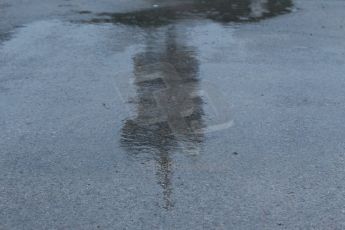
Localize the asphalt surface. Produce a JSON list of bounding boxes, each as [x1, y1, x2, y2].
[[1, 0, 345, 229]]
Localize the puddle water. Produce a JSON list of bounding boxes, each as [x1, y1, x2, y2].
[[84, 0, 293, 209]]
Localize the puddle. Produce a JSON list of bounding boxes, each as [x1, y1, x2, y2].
[[90, 0, 294, 209], [84, 0, 293, 26]]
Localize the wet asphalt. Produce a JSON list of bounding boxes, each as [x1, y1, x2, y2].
[[1, 0, 345, 229]]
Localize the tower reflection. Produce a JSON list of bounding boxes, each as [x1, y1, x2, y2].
[[121, 26, 204, 209]]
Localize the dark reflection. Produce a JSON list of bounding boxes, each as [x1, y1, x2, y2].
[[121, 27, 204, 209], [86, 0, 293, 26]]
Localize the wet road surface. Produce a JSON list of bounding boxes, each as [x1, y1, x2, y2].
[[1, 0, 345, 229]]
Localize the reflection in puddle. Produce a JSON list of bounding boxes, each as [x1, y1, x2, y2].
[[85, 0, 292, 26], [121, 27, 204, 209], [91, 0, 293, 209]]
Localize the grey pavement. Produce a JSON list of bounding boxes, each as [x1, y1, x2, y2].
[[1, 0, 345, 229]]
